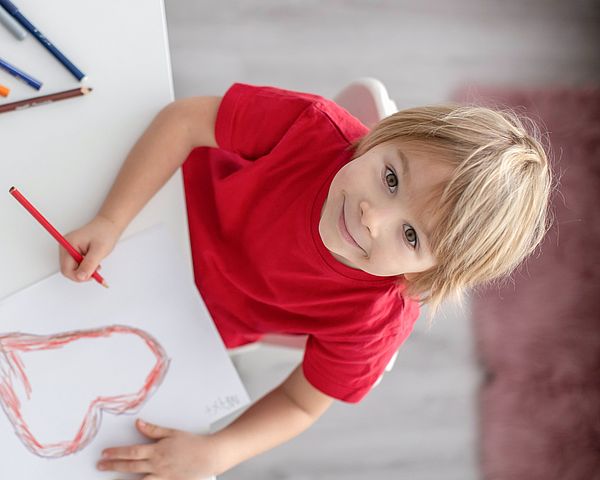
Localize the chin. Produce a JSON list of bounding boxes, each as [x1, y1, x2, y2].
[[366, 266, 404, 277]]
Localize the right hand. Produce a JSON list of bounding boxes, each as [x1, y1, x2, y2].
[[59, 215, 122, 283]]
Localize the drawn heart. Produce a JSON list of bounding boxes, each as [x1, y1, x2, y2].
[[0, 325, 169, 458]]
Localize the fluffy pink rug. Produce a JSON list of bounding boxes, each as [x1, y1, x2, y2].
[[454, 86, 600, 480]]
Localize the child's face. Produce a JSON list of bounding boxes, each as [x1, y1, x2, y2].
[[319, 140, 453, 277]]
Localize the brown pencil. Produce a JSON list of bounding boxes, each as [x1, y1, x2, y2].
[[0, 86, 92, 114]]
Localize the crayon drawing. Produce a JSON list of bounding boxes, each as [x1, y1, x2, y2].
[[0, 325, 170, 458]]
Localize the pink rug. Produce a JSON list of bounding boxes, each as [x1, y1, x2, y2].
[[453, 86, 600, 480]]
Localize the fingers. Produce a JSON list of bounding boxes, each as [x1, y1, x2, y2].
[[136, 419, 175, 440], [59, 245, 82, 281], [74, 248, 104, 281], [57, 214, 123, 284], [59, 238, 103, 282], [97, 459, 153, 474], [102, 444, 153, 461], [98, 444, 154, 475], [59, 233, 90, 281]]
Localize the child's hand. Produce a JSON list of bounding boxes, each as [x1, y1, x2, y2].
[[59, 215, 121, 282], [97, 419, 226, 479]]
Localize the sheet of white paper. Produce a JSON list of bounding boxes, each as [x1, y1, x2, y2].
[[0, 225, 249, 479]]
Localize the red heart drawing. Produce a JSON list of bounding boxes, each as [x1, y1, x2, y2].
[[0, 325, 169, 458]]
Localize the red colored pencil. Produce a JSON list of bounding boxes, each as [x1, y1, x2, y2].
[[9, 186, 108, 288]]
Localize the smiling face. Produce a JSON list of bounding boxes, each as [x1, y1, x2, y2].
[[319, 140, 453, 277]]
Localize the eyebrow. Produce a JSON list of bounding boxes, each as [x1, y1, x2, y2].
[[397, 147, 410, 182], [394, 147, 433, 251]]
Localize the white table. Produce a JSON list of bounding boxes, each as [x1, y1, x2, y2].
[[0, 1, 218, 478], [0, 0, 190, 300]]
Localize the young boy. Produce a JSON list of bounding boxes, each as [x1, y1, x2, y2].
[[60, 83, 552, 478]]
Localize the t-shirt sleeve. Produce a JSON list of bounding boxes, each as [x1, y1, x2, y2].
[[215, 83, 325, 161], [302, 316, 417, 403]]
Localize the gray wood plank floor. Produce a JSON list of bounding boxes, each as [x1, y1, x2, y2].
[[164, 1, 599, 478]]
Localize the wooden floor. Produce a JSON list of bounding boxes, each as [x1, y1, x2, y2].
[[164, 1, 599, 478]]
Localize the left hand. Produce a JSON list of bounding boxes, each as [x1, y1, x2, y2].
[[97, 419, 225, 479]]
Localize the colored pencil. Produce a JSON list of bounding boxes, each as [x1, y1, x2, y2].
[[0, 86, 92, 114], [0, 83, 9, 97], [9, 187, 108, 288], [0, 3, 26, 39], [0, 56, 42, 90], [0, 0, 86, 81]]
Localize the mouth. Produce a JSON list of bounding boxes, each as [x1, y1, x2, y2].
[[338, 197, 364, 253]]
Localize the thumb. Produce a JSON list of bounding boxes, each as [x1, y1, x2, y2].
[[136, 419, 174, 439], [75, 251, 103, 281]]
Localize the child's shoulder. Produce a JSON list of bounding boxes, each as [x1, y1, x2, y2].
[[229, 83, 368, 138]]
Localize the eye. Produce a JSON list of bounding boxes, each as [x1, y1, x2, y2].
[[403, 225, 418, 249], [383, 165, 418, 250], [384, 166, 398, 193]]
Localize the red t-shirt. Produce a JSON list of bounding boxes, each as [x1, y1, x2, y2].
[[182, 83, 420, 403]]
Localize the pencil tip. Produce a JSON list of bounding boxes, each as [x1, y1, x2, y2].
[[102, 281, 109, 289]]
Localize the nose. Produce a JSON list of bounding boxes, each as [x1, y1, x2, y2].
[[359, 200, 386, 237]]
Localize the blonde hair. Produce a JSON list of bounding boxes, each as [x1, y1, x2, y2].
[[352, 104, 553, 327]]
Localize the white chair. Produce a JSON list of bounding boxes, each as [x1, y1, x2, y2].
[[230, 78, 400, 386], [333, 77, 398, 128]]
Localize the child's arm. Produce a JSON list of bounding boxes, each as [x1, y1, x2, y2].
[[213, 364, 334, 469], [60, 96, 221, 282], [98, 365, 334, 478], [98, 96, 220, 235]]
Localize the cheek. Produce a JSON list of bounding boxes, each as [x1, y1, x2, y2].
[[335, 163, 360, 187], [319, 201, 340, 249], [369, 244, 403, 267]]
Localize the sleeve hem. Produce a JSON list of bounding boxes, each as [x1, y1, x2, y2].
[[215, 83, 245, 151], [302, 359, 372, 404]]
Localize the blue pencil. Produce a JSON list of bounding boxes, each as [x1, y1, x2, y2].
[[0, 0, 86, 81], [0, 56, 42, 90]]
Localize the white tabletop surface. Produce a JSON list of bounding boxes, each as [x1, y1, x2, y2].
[[0, 0, 191, 300], [0, 2, 217, 476]]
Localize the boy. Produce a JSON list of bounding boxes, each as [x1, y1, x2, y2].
[[60, 84, 552, 478]]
